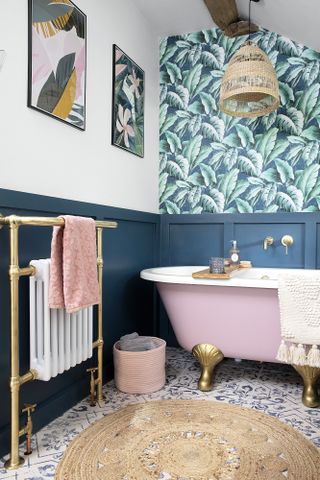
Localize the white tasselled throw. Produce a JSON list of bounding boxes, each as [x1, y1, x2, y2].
[[277, 272, 320, 368]]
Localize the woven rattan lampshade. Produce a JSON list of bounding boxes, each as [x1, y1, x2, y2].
[[220, 41, 280, 117]]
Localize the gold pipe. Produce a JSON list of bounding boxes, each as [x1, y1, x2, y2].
[[20, 370, 37, 386], [4, 221, 25, 470], [0, 215, 117, 230], [92, 339, 103, 349], [96, 227, 104, 401], [19, 266, 36, 277]]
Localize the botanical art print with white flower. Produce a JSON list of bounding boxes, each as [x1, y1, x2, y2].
[[112, 45, 144, 157], [160, 28, 320, 213]]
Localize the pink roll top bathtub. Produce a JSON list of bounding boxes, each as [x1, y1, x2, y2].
[[141, 266, 289, 363], [141, 266, 320, 407]]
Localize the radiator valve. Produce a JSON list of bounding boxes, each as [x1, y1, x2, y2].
[[87, 367, 98, 407], [22, 403, 36, 455]]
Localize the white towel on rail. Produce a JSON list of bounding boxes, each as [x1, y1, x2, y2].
[[276, 271, 320, 367]]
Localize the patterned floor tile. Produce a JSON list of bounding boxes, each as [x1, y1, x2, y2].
[[0, 347, 319, 478]]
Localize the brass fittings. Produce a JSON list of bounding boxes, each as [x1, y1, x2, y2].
[[263, 236, 274, 250], [87, 367, 99, 407], [22, 403, 37, 456], [281, 235, 294, 255]]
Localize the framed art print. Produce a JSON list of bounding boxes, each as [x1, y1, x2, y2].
[[28, 0, 86, 130], [112, 44, 144, 157]]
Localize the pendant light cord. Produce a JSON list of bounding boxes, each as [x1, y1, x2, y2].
[[248, 0, 252, 42]]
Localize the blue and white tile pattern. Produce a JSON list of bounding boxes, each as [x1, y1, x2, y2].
[[0, 348, 319, 479]]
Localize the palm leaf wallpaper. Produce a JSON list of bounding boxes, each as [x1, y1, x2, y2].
[[159, 28, 320, 213], [28, 0, 86, 130]]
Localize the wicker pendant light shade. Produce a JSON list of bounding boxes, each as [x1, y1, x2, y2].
[[220, 41, 280, 117]]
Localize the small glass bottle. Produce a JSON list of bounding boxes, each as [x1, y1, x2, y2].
[[229, 240, 240, 266]]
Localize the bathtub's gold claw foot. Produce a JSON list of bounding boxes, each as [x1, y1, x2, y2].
[[192, 344, 224, 392], [293, 365, 320, 408]]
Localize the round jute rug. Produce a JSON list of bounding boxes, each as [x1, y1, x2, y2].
[[55, 400, 320, 480]]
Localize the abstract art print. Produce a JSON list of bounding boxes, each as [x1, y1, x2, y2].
[[28, 0, 86, 130], [112, 45, 144, 157]]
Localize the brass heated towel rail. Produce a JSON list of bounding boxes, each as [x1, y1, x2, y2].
[[0, 214, 117, 470]]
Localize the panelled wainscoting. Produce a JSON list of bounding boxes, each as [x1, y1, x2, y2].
[[159, 212, 320, 343], [0, 189, 159, 458]]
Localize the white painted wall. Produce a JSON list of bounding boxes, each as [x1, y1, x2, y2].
[[0, 0, 159, 213]]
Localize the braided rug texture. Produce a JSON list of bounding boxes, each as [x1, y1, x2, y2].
[[55, 400, 320, 480]]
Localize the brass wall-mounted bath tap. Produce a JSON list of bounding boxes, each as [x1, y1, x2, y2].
[[263, 236, 274, 250], [281, 235, 294, 255]]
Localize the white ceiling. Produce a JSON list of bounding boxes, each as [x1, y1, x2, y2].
[[134, 0, 213, 39], [237, 0, 320, 51], [134, 0, 320, 51]]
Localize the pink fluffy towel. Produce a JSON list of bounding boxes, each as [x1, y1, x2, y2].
[[49, 215, 100, 313]]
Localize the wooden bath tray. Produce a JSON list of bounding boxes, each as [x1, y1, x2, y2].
[[192, 262, 251, 280]]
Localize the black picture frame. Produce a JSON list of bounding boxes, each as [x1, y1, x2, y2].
[[28, 0, 87, 130], [111, 44, 145, 157]]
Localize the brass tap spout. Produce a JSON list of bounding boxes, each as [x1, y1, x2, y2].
[[263, 236, 274, 250], [87, 367, 99, 407], [22, 403, 36, 456]]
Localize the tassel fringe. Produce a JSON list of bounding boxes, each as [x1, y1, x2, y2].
[[277, 340, 320, 367], [292, 343, 307, 365], [289, 344, 296, 364], [307, 345, 320, 368], [276, 341, 290, 363]]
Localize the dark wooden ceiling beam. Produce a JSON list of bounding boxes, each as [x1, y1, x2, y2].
[[204, 0, 259, 37], [204, 0, 239, 30]]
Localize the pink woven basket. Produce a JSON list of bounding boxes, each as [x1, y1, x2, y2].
[[113, 337, 166, 394]]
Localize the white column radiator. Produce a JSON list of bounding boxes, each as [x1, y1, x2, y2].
[[29, 259, 93, 381]]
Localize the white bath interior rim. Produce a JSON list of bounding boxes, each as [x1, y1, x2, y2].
[[140, 266, 318, 289]]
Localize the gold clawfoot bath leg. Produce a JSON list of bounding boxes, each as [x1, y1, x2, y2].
[[192, 344, 224, 392], [293, 365, 320, 408]]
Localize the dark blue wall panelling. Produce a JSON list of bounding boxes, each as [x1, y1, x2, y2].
[[316, 223, 320, 268], [161, 213, 320, 268], [0, 189, 159, 457], [167, 223, 224, 265], [233, 223, 305, 268]]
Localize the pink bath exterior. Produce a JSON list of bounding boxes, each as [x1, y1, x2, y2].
[[157, 282, 281, 363]]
